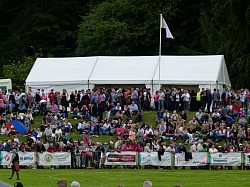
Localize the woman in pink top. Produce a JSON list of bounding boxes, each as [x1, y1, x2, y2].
[[129, 127, 136, 141], [40, 93, 47, 101], [154, 91, 159, 111], [0, 99, 5, 109]]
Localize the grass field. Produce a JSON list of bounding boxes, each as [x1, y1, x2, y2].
[[0, 111, 194, 144], [0, 169, 250, 187]]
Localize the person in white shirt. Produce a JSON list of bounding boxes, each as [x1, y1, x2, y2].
[[55, 127, 63, 141], [190, 142, 197, 152], [37, 128, 43, 140], [144, 143, 153, 153], [197, 140, 203, 152], [77, 121, 85, 133], [195, 109, 203, 124], [209, 144, 218, 153], [181, 90, 190, 112]]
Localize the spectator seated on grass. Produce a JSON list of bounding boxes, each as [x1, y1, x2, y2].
[[101, 121, 111, 135], [128, 101, 138, 117], [72, 108, 81, 119]]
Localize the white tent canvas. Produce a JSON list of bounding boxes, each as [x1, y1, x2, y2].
[[153, 55, 231, 90], [26, 55, 231, 93], [89, 56, 159, 85], [25, 57, 97, 92]]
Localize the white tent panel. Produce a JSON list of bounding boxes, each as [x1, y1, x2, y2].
[[25, 55, 231, 93], [89, 56, 159, 84], [153, 55, 229, 86], [26, 57, 97, 85]]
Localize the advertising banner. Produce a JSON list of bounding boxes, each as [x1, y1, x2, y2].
[[244, 153, 250, 166], [175, 152, 208, 166], [105, 151, 137, 166], [209, 152, 241, 166], [0, 151, 35, 165], [0, 151, 12, 165], [38, 152, 71, 166], [139, 152, 172, 166]]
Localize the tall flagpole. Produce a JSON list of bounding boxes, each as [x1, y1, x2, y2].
[[159, 14, 162, 89]]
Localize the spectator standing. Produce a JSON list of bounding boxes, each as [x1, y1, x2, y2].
[[206, 89, 212, 112], [158, 90, 165, 111], [153, 91, 159, 111], [212, 89, 220, 112], [181, 90, 190, 112]]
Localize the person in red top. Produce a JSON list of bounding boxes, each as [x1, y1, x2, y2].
[[232, 102, 241, 116], [57, 144, 66, 152], [227, 144, 236, 152], [135, 142, 144, 152], [47, 143, 57, 152], [122, 141, 130, 151], [48, 89, 55, 104], [116, 125, 125, 136], [244, 143, 250, 153]]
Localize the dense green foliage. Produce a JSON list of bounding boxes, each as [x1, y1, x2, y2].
[[0, 0, 249, 88]]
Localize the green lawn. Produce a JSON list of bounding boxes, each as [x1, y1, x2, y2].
[[0, 169, 250, 187], [0, 111, 196, 144]]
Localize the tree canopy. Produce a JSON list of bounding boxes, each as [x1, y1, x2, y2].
[[1, 0, 249, 88]]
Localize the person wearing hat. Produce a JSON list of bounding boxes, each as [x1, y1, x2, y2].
[[8, 149, 20, 180], [71, 181, 80, 187], [14, 182, 23, 187]]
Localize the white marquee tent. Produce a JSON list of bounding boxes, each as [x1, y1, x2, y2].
[[25, 55, 231, 93]]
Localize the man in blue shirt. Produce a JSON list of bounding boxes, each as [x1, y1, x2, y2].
[[129, 101, 138, 117]]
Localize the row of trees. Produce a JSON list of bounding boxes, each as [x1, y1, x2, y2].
[[0, 0, 249, 89]]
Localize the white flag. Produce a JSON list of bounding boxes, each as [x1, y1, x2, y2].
[[161, 17, 174, 39]]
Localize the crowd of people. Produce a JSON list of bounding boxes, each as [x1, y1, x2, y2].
[[0, 87, 250, 169]]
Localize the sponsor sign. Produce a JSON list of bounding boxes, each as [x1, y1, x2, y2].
[[244, 153, 250, 166], [0, 151, 35, 165], [210, 152, 241, 166], [175, 152, 208, 166], [38, 152, 71, 166], [105, 151, 137, 166], [139, 152, 172, 166]]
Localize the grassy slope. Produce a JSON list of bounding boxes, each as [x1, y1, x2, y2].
[[0, 169, 250, 187], [0, 111, 195, 144]]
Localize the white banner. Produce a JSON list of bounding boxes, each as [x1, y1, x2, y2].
[[139, 152, 172, 166], [19, 152, 36, 165], [0, 151, 12, 165], [244, 153, 250, 166], [105, 151, 137, 166], [210, 152, 242, 166], [175, 152, 208, 166], [0, 151, 35, 166], [38, 152, 71, 166]]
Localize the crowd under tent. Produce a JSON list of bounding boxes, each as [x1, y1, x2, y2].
[[25, 55, 231, 94]]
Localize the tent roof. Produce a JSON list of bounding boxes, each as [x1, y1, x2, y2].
[[26, 55, 231, 88], [26, 57, 97, 86], [153, 55, 231, 86], [89, 56, 159, 84]]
